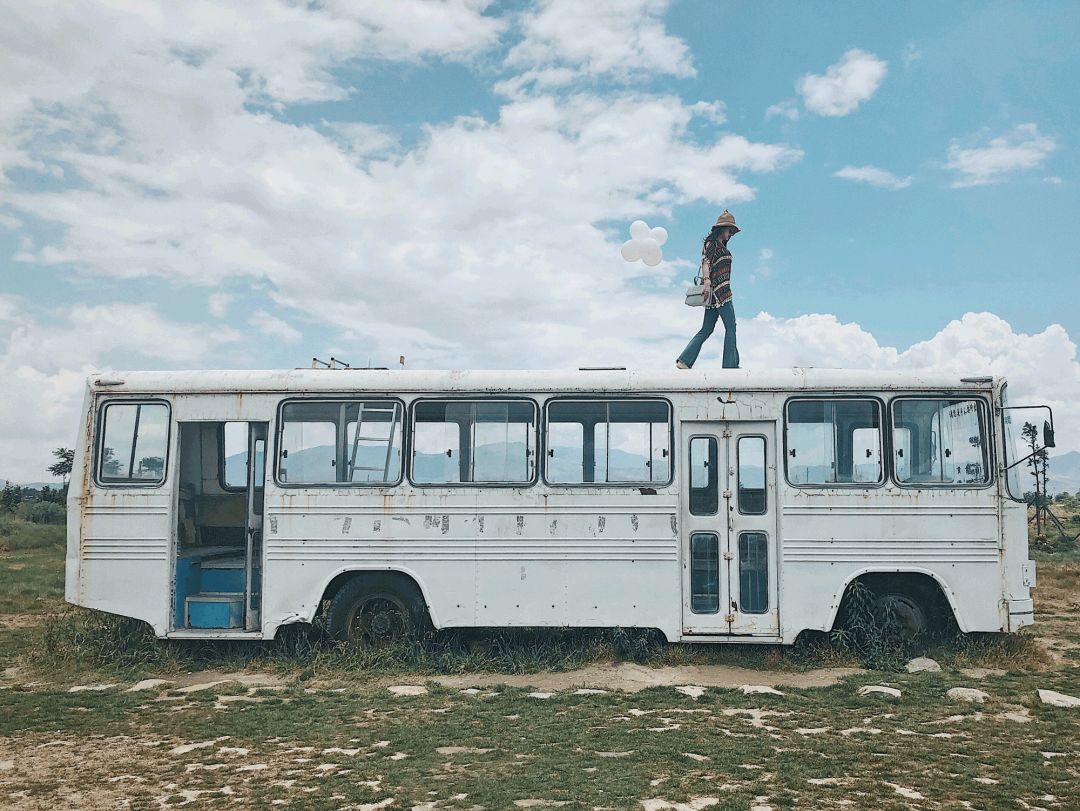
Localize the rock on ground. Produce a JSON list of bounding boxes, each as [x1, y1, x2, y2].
[[387, 685, 428, 697], [905, 657, 941, 673], [1037, 689, 1080, 708], [740, 685, 784, 696], [674, 685, 706, 699], [947, 687, 990, 704], [858, 685, 902, 699], [127, 679, 174, 692]]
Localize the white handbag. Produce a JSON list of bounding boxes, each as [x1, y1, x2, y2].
[[684, 275, 709, 307]]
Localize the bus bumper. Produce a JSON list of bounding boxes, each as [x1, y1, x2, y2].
[[1007, 598, 1034, 631]]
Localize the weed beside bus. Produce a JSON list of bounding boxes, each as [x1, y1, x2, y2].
[[65, 368, 1039, 644]]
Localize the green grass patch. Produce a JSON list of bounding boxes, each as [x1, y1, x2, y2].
[[2, 674, 1079, 809], [0, 520, 65, 617]]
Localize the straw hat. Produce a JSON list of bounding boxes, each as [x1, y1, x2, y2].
[[712, 209, 740, 233]]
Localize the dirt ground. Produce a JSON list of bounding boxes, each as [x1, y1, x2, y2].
[[1, 539, 1078, 809]]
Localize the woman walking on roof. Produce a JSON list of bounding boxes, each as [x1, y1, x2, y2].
[[676, 209, 741, 370]]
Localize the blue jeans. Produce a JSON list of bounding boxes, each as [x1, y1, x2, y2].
[[678, 300, 739, 369]]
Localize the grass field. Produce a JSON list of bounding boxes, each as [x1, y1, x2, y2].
[[1, 518, 1078, 810]]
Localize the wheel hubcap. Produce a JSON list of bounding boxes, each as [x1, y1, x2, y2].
[[352, 597, 408, 643]]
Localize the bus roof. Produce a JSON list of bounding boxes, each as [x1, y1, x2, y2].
[[87, 368, 1002, 395]]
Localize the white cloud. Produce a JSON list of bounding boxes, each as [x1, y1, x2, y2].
[[0, 0, 802, 379], [834, 165, 913, 190], [208, 293, 232, 319], [945, 124, 1057, 188], [249, 310, 302, 345], [0, 299, 241, 482], [797, 49, 887, 117], [751, 247, 774, 282], [1044, 176, 1063, 185], [740, 311, 1080, 456], [503, 0, 694, 91], [765, 100, 800, 121]]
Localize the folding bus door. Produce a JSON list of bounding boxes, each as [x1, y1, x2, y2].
[[681, 421, 779, 637]]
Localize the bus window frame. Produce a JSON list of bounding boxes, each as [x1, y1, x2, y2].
[[407, 395, 540, 488], [93, 398, 172, 489], [541, 395, 675, 488], [782, 396, 887, 490], [274, 396, 408, 489], [889, 395, 995, 490]]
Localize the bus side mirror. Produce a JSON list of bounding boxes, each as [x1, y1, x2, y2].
[[1044, 421, 1056, 449]]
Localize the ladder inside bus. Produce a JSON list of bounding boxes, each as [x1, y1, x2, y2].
[[348, 403, 400, 481]]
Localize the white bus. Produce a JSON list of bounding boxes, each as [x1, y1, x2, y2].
[[65, 368, 1043, 645]]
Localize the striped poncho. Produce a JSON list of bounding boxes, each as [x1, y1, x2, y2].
[[701, 234, 732, 307]]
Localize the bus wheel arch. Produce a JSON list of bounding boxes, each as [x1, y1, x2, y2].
[[829, 569, 962, 638], [322, 570, 434, 644]]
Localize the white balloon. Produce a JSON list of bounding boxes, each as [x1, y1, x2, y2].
[[629, 219, 650, 240], [620, 240, 640, 262], [639, 239, 662, 266], [649, 226, 668, 246]]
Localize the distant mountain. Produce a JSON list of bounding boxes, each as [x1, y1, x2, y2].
[[0, 479, 57, 491], [1047, 451, 1080, 495]]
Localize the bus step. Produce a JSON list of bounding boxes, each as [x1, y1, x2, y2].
[[185, 592, 244, 629]]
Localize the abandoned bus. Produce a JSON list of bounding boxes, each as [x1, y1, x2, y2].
[[65, 368, 1040, 644]]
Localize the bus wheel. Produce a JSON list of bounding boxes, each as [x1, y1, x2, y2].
[[327, 575, 429, 645], [871, 591, 928, 640]]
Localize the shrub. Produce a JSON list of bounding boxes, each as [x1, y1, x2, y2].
[[16, 500, 66, 525]]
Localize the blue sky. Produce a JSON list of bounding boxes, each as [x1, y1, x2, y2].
[[0, 0, 1077, 480]]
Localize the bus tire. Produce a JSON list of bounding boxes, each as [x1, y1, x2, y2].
[[870, 590, 929, 640], [327, 574, 431, 645]]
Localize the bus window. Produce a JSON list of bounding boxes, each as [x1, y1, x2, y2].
[[851, 427, 882, 483], [97, 401, 170, 485], [546, 399, 671, 484], [893, 399, 989, 486], [738, 532, 769, 614], [344, 403, 403, 483], [690, 533, 720, 614], [280, 411, 336, 483], [785, 399, 883, 486], [412, 400, 535, 484], [688, 437, 718, 515], [279, 400, 403, 485], [221, 422, 248, 490], [737, 436, 766, 514], [1000, 385, 1024, 499]]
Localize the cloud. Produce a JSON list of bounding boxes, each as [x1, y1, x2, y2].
[[249, 310, 302, 345], [0, 299, 241, 482], [3, 301, 1075, 482], [765, 101, 800, 121], [945, 124, 1057, 188], [502, 0, 694, 91], [740, 311, 1080, 456], [797, 49, 888, 117], [208, 293, 233, 319], [751, 247, 774, 281], [1044, 176, 1063, 185], [834, 165, 913, 190]]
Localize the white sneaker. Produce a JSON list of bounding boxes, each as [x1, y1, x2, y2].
[[675, 360, 689, 369]]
